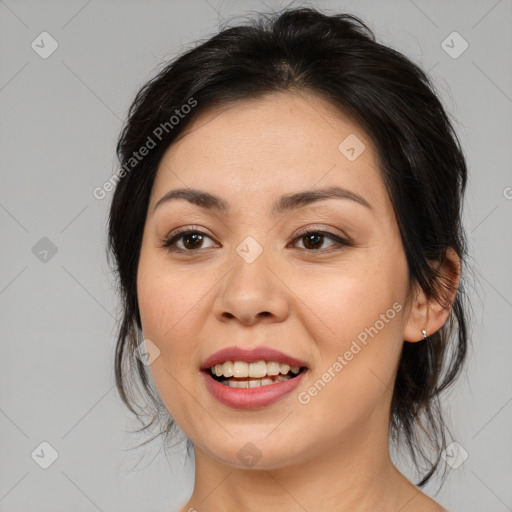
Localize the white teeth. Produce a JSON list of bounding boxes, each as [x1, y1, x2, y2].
[[233, 361, 249, 378], [209, 360, 303, 379], [225, 380, 249, 388], [249, 361, 267, 378], [222, 374, 293, 388], [266, 361, 280, 376], [222, 361, 234, 377]]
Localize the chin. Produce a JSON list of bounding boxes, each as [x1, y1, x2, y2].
[[195, 432, 309, 470]]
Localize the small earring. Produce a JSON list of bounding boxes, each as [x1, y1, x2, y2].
[[421, 329, 427, 340]]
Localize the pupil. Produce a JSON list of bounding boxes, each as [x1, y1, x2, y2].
[[305, 233, 322, 249], [185, 233, 202, 249]]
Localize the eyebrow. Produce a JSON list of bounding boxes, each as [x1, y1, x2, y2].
[[153, 185, 372, 216]]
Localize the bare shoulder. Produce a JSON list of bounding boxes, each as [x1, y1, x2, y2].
[[398, 486, 446, 512]]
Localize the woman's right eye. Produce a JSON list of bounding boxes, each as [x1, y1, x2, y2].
[[162, 230, 217, 253]]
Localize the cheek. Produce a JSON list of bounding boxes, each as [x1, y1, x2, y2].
[[138, 243, 201, 321], [295, 258, 405, 341], [137, 251, 203, 366], [290, 277, 405, 444], [294, 253, 407, 396], [136, 253, 205, 425]]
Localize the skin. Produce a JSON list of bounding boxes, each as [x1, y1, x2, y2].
[[136, 91, 459, 512]]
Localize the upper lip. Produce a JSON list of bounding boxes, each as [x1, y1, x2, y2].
[[201, 346, 308, 370]]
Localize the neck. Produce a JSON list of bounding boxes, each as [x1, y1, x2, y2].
[[182, 421, 426, 511]]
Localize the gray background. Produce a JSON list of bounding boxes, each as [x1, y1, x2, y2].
[[1, 0, 511, 510]]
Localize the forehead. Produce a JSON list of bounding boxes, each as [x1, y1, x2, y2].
[[150, 92, 389, 214]]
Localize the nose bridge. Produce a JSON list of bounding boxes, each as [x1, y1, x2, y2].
[[213, 233, 288, 323]]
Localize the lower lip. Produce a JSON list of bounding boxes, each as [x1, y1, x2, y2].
[[202, 370, 307, 409]]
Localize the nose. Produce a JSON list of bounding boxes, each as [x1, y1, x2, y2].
[[212, 249, 290, 326]]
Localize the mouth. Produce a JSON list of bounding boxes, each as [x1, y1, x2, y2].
[[200, 346, 309, 409], [207, 360, 308, 388]]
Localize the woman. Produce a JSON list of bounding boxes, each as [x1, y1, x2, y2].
[[107, 7, 469, 511]]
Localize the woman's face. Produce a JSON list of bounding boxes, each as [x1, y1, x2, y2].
[[137, 92, 414, 469]]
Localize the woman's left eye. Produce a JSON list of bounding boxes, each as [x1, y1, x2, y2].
[[161, 228, 351, 253], [289, 230, 351, 252]]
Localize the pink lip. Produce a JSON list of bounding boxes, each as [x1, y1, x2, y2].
[[202, 369, 308, 409], [200, 346, 309, 409], [201, 346, 308, 369]]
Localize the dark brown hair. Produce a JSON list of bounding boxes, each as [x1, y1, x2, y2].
[[107, 6, 470, 486]]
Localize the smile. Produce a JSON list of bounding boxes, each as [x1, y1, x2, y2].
[[201, 346, 309, 408], [209, 360, 305, 388]]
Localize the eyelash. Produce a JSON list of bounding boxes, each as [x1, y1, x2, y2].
[[160, 225, 353, 254]]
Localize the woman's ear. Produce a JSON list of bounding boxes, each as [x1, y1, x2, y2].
[[403, 247, 461, 342]]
